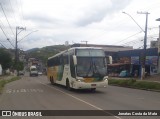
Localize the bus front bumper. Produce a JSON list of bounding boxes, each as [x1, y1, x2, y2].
[[72, 80, 108, 89]]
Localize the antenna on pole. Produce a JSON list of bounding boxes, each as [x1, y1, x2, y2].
[[81, 41, 88, 46]]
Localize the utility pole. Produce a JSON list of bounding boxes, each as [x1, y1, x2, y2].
[[15, 27, 18, 65], [156, 18, 160, 73], [137, 12, 150, 79], [158, 25, 160, 73], [15, 26, 26, 75]]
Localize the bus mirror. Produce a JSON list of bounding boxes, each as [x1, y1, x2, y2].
[[108, 56, 112, 64], [106, 56, 112, 64], [73, 55, 77, 66]]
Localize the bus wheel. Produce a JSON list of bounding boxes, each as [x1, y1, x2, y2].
[[91, 88, 96, 92], [66, 80, 71, 91], [50, 77, 55, 85]]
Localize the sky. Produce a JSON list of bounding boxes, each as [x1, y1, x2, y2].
[[0, 0, 160, 51]]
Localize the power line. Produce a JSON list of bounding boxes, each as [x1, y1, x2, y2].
[[112, 31, 143, 45], [0, 25, 9, 40], [15, 0, 24, 27], [7, 38, 14, 48], [111, 27, 157, 46], [0, 19, 11, 36], [0, 3, 15, 38], [0, 25, 14, 48], [8, 0, 19, 25], [19, 0, 25, 26], [0, 40, 8, 43], [123, 12, 145, 33], [0, 42, 7, 48]]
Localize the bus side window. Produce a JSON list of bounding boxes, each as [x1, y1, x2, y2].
[[68, 50, 76, 78], [48, 59, 53, 67], [63, 55, 68, 64], [70, 55, 76, 78], [60, 55, 63, 65]]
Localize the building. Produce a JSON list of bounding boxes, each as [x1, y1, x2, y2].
[[108, 48, 158, 77], [28, 58, 39, 67]]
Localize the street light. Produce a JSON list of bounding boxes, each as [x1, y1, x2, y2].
[[15, 27, 38, 75], [15, 26, 26, 64], [18, 30, 39, 43], [122, 12, 145, 33], [15, 26, 26, 75], [122, 11, 149, 79]]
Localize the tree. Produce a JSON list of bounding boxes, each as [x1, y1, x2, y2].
[[0, 48, 12, 70], [12, 60, 24, 71]]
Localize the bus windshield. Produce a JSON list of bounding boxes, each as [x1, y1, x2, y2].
[[76, 49, 105, 57], [31, 68, 37, 71], [76, 57, 107, 78]]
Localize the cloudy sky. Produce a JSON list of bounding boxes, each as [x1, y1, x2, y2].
[[0, 0, 160, 50]]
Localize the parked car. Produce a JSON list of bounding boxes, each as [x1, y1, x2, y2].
[[119, 70, 130, 77], [38, 71, 43, 75], [19, 70, 25, 75]]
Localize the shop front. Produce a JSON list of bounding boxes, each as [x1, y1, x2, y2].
[[131, 56, 158, 77]]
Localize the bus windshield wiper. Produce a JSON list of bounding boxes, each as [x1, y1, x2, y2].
[[85, 59, 93, 77], [93, 62, 101, 77], [93, 61, 106, 78]]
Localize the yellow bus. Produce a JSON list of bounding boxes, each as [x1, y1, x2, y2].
[[47, 47, 111, 91]]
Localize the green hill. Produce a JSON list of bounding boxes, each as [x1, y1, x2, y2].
[[26, 45, 70, 64]]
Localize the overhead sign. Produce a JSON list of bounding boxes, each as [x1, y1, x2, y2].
[[146, 56, 158, 66], [131, 56, 158, 66]]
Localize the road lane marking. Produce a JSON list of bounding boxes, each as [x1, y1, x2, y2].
[[38, 81, 122, 119], [20, 89, 27, 93], [5, 89, 44, 94]]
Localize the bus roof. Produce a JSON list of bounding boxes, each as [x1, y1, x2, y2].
[[48, 47, 103, 60], [70, 47, 103, 50]]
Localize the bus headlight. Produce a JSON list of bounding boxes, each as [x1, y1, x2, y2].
[[76, 77, 84, 82], [103, 76, 108, 81]]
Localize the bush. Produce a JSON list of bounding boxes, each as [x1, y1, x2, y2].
[[108, 79, 160, 91], [0, 80, 6, 91], [133, 81, 160, 90]]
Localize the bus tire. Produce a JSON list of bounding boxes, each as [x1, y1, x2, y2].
[[91, 88, 96, 92], [66, 80, 71, 91], [50, 77, 55, 85]]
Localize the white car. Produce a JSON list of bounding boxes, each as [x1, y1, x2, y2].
[[19, 70, 25, 75], [38, 72, 43, 75], [30, 66, 38, 76]]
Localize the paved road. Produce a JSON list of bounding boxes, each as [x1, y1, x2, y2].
[[0, 74, 160, 119]]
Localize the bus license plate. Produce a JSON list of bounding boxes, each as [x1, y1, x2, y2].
[[91, 84, 96, 86]]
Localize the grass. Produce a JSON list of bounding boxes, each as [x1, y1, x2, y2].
[[0, 76, 20, 93], [108, 79, 160, 91]]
